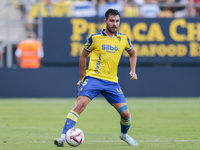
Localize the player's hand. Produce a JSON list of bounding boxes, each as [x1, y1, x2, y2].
[[129, 72, 137, 80], [77, 80, 81, 89]]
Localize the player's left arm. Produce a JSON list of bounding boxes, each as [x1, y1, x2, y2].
[[127, 47, 137, 80]]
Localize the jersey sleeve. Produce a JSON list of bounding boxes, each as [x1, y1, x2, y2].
[[125, 36, 133, 51], [84, 35, 93, 52]]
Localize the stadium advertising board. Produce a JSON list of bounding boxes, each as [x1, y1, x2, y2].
[[43, 18, 200, 65]]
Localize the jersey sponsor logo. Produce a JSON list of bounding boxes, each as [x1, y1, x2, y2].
[[102, 44, 120, 53]]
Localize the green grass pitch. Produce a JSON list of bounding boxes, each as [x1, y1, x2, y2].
[[0, 98, 200, 150]]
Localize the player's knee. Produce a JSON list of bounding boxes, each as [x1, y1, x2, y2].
[[74, 101, 85, 110], [73, 104, 83, 114], [73, 98, 89, 114], [120, 109, 130, 119], [117, 105, 130, 119]]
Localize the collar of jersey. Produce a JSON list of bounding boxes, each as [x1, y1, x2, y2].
[[101, 29, 118, 37]]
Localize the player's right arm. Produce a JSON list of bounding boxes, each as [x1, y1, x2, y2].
[[77, 49, 90, 88]]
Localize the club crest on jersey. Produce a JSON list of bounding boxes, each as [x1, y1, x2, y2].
[[100, 38, 103, 41], [117, 36, 121, 42]]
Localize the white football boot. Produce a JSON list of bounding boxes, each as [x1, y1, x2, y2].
[[54, 137, 65, 147], [120, 134, 138, 146]]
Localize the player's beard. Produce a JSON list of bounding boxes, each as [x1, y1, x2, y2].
[[106, 24, 118, 34]]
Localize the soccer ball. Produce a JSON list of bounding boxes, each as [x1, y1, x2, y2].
[[65, 128, 84, 147]]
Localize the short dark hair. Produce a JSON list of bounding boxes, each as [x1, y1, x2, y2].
[[105, 8, 120, 20]]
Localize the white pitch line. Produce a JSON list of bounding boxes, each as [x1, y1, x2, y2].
[[139, 140, 200, 142], [89, 140, 200, 143], [18, 140, 200, 143]]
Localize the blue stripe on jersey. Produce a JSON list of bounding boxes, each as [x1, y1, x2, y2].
[[126, 47, 133, 51], [126, 36, 133, 51], [86, 32, 102, 50], [86, 35, 93, 49], [117, 32, 126, 36], [101, 29, 106, 36], [84, 47, 91, 52], [91, 32, 102, 37]]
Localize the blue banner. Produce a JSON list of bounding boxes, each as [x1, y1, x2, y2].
[[42, 18, 200, 64]]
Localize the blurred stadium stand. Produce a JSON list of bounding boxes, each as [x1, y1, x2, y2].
[[0, 0, 200, 97], [0, 0, 199, 67]]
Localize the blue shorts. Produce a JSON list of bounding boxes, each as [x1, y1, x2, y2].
[[77, 76, 127, 105]]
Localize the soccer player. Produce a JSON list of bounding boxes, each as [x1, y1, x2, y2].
[[54, 8, 138, 147]]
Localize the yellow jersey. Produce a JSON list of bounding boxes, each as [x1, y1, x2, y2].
[[84, 29, 133, 83]]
